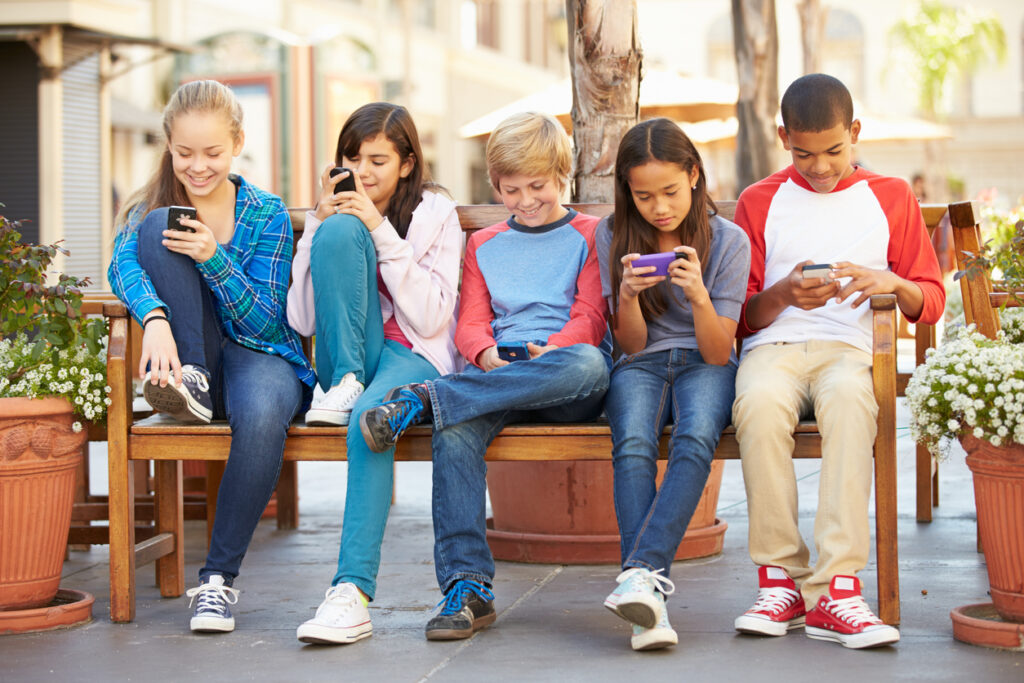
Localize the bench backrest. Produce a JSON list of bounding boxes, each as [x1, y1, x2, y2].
[[949, 199, 1022, 340]]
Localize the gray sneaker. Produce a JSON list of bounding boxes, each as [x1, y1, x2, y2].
[[359, 383, 431, 453], [424, 580, 496, 640]]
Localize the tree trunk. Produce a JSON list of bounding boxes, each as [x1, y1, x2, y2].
[[566, 0, 641, 202], [732, 0, 779, 194], [797, 0, 827, 75]]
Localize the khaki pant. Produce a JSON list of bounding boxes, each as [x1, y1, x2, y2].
[[732, 341, 877, 608]]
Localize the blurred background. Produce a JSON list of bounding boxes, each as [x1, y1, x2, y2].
[[1, 0, 1021, 290]]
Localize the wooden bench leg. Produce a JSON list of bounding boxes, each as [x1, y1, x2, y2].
[[916, 444, 934, 523], [154, 461, 185, 597], [276, 460, 298, 530], [107, 416, 135, 622], [873, 298, 900, 625]]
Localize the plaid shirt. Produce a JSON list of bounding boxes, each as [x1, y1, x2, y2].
[[109, 175, 314, 387]]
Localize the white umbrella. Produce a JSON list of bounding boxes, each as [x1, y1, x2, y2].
[[458, 70, 738, 139], [679, 109, 952, 146]]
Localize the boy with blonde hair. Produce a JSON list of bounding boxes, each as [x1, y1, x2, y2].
[[360, 112, 611, 640]]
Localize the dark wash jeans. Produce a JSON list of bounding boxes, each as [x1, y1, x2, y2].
[[427, 343, 610, 592], [604, 347, 736, 577], [137, 208, 307, 583]]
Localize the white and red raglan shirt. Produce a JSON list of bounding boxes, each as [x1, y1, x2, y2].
[[734, 165, 944, 356]]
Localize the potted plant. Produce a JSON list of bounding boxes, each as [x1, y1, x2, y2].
[[0, 211, 108, 619], [905, 214, 1024, 647]]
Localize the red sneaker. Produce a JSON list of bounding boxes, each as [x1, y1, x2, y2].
[[805, 575, 900, 649], [734, 566, 807, 636]]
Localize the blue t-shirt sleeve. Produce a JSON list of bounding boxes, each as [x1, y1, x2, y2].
[[595, 216, 614, 308], [707, 216, 752, 323]]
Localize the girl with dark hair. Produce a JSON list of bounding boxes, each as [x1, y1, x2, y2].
[[595, 118, 750, 651], [109, 80, 315, 633], [288, 102, 462, 644]]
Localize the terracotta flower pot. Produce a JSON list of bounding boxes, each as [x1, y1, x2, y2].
[[961, 434, 1024, 623], [486, 459, 726, 564], [0, 397, 86, 611]]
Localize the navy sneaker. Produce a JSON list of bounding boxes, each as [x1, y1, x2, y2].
[[425, 579, 496, 640], [186, 574, 239, 633], [359, 383, 431, 453], [144, 363, 213, 423]]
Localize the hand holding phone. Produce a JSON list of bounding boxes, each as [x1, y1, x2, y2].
[[497, 343, 531, 362], [631, 251, 682, 277], [167, 206, 197, 233], [329, 167, 357, 193]]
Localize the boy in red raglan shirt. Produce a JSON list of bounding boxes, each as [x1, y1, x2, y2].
[[731, 74, 944, 649]]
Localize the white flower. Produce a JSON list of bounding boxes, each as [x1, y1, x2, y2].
[[71, 421, 83, 433]]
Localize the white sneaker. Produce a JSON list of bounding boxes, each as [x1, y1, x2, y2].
[[603, 567, 675, 629], [305, 373, 364, 426], [186, 574, 239, 632], [631, 593, 678, 651], [296, 583, 373, 645]]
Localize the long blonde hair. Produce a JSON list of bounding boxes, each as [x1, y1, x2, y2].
[[115, 80, 244, 230]]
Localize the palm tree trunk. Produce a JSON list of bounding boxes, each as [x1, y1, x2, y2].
[[732, 0, 779, 194], [797, 0, 827, 75], [566, 0, 641, 202]]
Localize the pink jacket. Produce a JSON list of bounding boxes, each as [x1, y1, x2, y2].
[[286, 190, 465, 376]]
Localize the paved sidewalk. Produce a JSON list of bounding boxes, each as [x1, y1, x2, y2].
[[3, 403, 1023, 682]]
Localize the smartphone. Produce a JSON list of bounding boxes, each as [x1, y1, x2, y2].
[[631, 251, 683, 277], [497, 343, 531, 362], [329, 167, 357, 193], [167, 206, 197, 233], [801, 263, 833, 280]]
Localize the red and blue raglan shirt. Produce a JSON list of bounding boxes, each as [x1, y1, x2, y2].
[[734, 165, 944, 355], [455, 209, 611, 368]]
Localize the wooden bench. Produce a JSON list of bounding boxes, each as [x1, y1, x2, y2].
[[103, 201, 947, 625], [949, 199, 1023, 339]]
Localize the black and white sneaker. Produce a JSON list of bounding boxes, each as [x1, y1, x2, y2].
[[186, 574, 239, 633], [144, 363, 213, 423], [424, 579, 496, 640], [359, 383, 431, 453]]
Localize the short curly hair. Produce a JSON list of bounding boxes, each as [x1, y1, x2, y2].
[[780, 73, 854, 133]]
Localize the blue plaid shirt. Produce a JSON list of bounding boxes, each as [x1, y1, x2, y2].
[[109, 175, 315, 387]]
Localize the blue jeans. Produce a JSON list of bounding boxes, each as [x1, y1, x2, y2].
[[428, 344, 610, 592], [137, 208, 308, 583], [603, 348, 735, 577], [310, 214, 384, 389]]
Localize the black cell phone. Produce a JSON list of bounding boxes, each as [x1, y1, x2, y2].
[[329, 167, 357, 193], [497, 343, 531, 362], [167, 206, 197, 233]]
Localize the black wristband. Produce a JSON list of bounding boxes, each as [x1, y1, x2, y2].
[[143, 314, 169, 329]]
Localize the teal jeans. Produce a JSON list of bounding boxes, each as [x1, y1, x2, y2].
[[311, 214, 440, 599]]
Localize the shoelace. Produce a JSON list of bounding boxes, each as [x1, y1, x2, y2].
[[619, 567, 676, 597], [644, 568, 675, 596], [181, 365, 210, 393], [383, 389, 426, 436], [186, 582, 239, 615], [749, 585, 801, 614], [323, 583, 360, 607], [321, 383, 362, 410], [822, 595, 882, 626], [437, 580, 494, 616]]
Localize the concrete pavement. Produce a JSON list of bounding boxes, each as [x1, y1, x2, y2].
[[2, 404, 1023, 682]]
